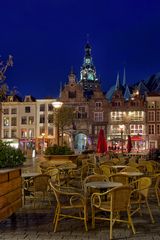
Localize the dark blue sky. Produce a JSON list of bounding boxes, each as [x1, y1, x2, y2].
[[1, 0, 160, 99]]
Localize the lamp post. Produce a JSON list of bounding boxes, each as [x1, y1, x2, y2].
[[120, 127, 124, 153], [41, 132, 45, 154], [52, 101, 63, 146]]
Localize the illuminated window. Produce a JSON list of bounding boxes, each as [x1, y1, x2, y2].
[[130, 124, 144, 135], [94, 112, 103, 122], [28, 129, 34, 138], [111, 112, 124, 121], [3, 117, 9, 126], [130, 111, 144, 121], [28, 116, 34, 124], [21, 129, 27, 138]]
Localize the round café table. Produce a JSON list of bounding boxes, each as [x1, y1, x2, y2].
[[111, 165, 127, 173], [120, 172, 144, 177], [85, 181, 122, 189]]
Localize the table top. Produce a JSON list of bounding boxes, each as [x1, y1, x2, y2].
[[58, 163, 77, 170], [120, 171, 144, 177], [22, 172, 41, 178], [111, 165, 127, 169], [85, 181, 123, 189]]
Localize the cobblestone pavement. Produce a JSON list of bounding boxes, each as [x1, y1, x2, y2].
[[1, 158, 160, 240], [1, 198, 160, 240]]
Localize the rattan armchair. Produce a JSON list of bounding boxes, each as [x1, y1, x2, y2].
[[24, 174, 51, 208], [83, 174, 108, 196], [45, 167, 60, 184], [68, 163, 95, 188], [91, 185, 136, 240], [154, 173, 160, 206], [49, 180, 88, 232], [130, 177, 155, 224], [109, 173, 129, 185], [99, 164, 112, 178]]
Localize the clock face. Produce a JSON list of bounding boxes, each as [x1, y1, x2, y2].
[[88, 72, 94, 80], [86, 58, 90, 64]]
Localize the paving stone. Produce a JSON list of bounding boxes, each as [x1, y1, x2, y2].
[[1, 200, 160, 240]]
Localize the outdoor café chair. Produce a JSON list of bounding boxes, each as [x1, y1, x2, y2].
[[99, 164, 112, 178], [130, 176, 155, 224], [49, 180, 88, 232], [45, 167, 60, 184], [24, 174, 51, 208], [154, 173, 160, 206], [109, 173, 129, 185], [91, 185, 136, 240], [83, 174, 108, 197]]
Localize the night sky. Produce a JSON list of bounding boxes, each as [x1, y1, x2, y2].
[[1, 0, 160, 99]]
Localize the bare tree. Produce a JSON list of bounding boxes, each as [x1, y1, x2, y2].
[[49, 106, 75, 146], [0, 55, 13, 101]]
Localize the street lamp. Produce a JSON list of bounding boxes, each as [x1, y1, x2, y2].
[[52, 101, 63, 146], [120, 126, 124, 153], [41, 132, 45, 154]]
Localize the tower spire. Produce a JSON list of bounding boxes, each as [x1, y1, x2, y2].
[[123, 67, 126, 86], [115, 72, 120, 90], [79, 41, 100, 92]]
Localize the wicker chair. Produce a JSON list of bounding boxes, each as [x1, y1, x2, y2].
[[154, 173, 160, 206], [100, 165, 112, 178], [91, 185, 136, 239], [121, 166, 140, 172], [68, 163, 94, 188], [45, 167, 60, 184], [49, 180, 88, 232], [83, 174, 108, 196], [109, 173, 129, 185], [130, 177, 155, 223], [24, 174, 51, 208]]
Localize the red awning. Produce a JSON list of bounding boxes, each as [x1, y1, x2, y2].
[[131, 136, 143, 141]]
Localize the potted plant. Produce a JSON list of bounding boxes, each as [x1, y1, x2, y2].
[[45, 144, 74, 156], [0, 141, 26, 168], [43, 144, 78, 162], [0, 141, 26, 221]]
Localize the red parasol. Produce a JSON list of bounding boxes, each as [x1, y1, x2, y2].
[[127, 135, 132, 153], [97, 129, 107, 154]]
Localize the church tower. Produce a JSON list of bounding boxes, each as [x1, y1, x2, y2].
[[79, 42, 100, 92]]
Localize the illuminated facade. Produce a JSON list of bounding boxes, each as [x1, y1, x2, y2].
[[1, 43, 160, 153]]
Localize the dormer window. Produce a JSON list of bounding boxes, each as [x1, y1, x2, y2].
[[95, 102, 102, 109]]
